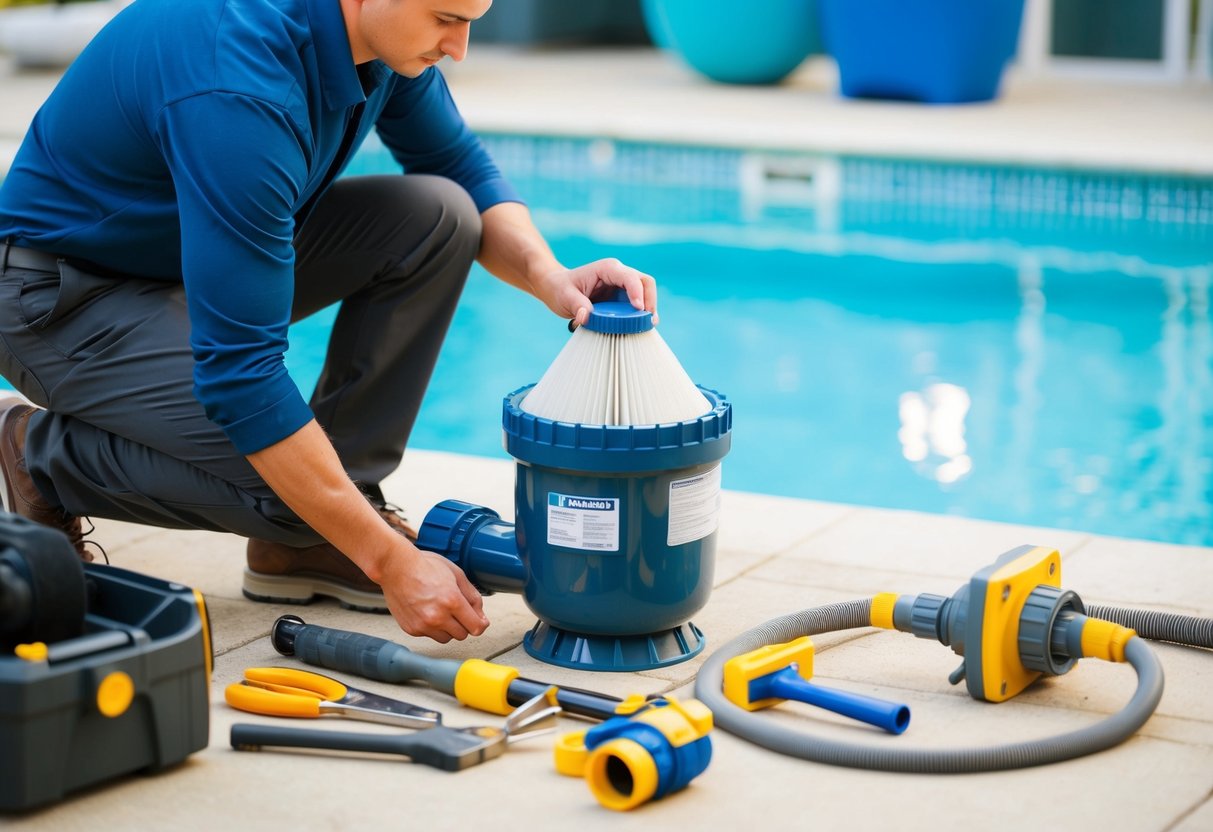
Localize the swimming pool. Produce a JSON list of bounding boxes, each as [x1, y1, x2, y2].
[[332, 135, 1213, 547]]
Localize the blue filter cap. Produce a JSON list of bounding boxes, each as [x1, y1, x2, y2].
[[584, 288, 653, 335]]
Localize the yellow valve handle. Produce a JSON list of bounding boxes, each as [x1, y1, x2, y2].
[[613, 694, 651, 716], [242, 667, 348, 701], [225, 683, 323, 718]]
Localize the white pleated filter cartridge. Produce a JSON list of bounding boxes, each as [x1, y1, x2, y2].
[[519, 290, 710, 426]]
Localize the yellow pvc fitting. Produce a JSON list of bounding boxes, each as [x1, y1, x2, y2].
[[870, 593, 899, 630], [641, 697, 713, 739], [453, 659, 520, 715], [1081, 618, 1137, 663], [585, 738, 659, 812], [554, 731, 590, 778], [613, 693, 650, 716]]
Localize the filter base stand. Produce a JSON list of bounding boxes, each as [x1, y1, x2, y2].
[[524, 620, 705, 672]]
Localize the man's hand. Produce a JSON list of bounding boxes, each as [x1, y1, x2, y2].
[[534, 258, 659, 329], [247, 420, 489, 643], [381, 544, 488, 643]]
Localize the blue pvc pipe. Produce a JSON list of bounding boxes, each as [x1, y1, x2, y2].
[[459, 513, 526, 594], [751, 667, 910, 735], [415, 501, 525, 595]]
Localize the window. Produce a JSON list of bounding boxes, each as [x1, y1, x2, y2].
[[1019, 0, 1197, 81]]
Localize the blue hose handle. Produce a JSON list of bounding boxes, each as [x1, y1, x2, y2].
[[751, 667, 910, 734]]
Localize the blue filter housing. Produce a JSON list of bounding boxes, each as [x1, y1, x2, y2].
[[416, 295, 732, 671]]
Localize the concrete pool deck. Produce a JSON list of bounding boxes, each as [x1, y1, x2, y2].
[[2, 46, 1212, 832], [4, 47, 1213, 175]]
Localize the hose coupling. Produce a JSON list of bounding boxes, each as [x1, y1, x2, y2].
[[554, 697, 713, 811], [1017, 584, 1085, 676]]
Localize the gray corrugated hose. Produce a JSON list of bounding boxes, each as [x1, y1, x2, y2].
[[1085, 604, 1213, 649], [693, 599, 1170, 773]]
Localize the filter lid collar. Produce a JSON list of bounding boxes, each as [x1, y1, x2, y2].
[[584, 289, 653, 335], [503, 385, 731, 473]]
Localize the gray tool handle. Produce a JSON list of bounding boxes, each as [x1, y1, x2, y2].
[[230, 724, 500, 772], [271, 615, 461, 694]]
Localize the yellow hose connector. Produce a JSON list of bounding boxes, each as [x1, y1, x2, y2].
[[870, 593, 899, 630], [1081, 618, 1136, 663], [587, 738, 661, 811]]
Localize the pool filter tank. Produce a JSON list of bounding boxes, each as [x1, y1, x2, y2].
[[416, 291, 732, 671]]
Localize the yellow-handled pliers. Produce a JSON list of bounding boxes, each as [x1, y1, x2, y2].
[[225, 667, 441, 729]]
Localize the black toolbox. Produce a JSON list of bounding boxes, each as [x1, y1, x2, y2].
[[1, 518, 212, 811]]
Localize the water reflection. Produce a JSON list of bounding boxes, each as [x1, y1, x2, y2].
[[898, 382, 973, 485]]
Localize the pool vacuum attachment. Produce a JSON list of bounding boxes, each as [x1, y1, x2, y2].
[[417, 290, 732, 671], [724, 637, 910, 734], [695, 544, 1213, 772], [0, 512, 212, 810]]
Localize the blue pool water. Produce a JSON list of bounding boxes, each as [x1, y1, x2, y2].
[[331, 136, 1213, 547]]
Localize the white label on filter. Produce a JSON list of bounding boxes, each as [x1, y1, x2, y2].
[[667, 465, 722, 547], [547, 493, 620, 551]]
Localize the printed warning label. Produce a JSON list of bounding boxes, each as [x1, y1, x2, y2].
[[667, 466, 721, 547], [546, 493, 620, 552]]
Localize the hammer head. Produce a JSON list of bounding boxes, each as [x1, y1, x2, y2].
[[408, 726, 508, 771]]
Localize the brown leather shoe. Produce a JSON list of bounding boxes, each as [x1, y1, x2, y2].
[[242, 503, 418, 613], [0, 397, 93, 562], [372, 501, 419, 543]]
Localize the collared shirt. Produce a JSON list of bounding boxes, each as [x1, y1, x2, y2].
[[0, 0, 520, 453]]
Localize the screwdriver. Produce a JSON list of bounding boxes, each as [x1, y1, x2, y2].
[[271, 615, 638, 721]]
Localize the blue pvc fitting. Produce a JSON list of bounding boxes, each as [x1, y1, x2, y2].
[[414, 501, 525, 595], [582, 703, 712, 810], [751, 667, 911, 734]]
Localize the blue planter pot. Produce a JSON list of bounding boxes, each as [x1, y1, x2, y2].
[[655, 0, 819, 85], [819, 0, 1026, 103]]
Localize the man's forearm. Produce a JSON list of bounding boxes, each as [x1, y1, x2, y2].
[[477, 201, 563, 295], [245, 419, 410, 583]]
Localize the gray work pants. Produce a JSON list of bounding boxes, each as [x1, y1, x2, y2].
[[0, 174, 482, 545]]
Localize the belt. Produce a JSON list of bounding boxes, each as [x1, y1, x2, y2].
[[2, 244, 65, 274]]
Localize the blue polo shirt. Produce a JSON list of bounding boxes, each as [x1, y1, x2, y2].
[[0, 0, 520, 454]]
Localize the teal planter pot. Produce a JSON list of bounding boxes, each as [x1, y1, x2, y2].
[[654, 0, 819, 85], [819, 0, 1026, 103], [639, 0, 673, 48]]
